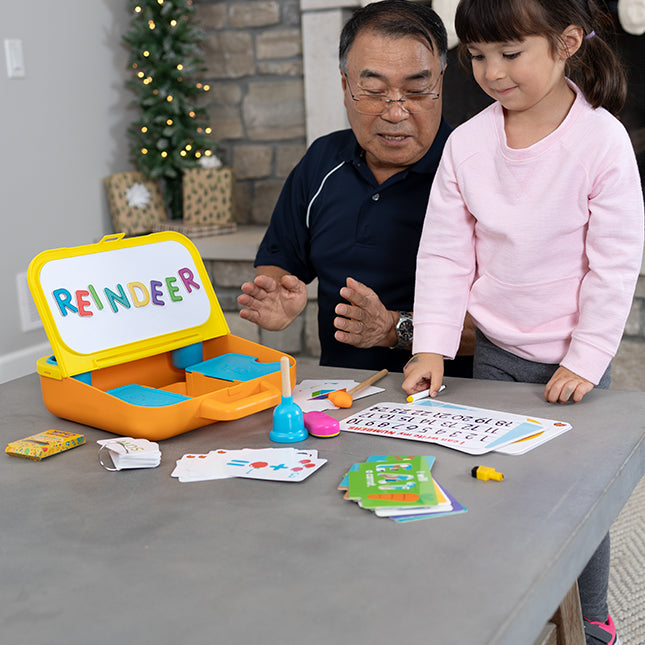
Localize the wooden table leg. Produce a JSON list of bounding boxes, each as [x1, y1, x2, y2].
[[551, 581, 586, 645]]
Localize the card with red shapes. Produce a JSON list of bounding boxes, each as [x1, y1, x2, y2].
[[171, 448, 326, 483]]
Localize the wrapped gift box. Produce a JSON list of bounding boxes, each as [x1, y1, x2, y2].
[[183, 167, 234, 226], [104, 171, 167, 235]]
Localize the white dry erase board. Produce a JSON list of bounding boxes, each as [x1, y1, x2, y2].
[[28, 232, 229, 378], [340, 400, 571, 455]]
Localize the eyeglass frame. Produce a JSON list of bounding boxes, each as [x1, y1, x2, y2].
[[343, 70, 444, 115]]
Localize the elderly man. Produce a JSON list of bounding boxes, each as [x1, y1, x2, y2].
[[238, 0, 473, 374]]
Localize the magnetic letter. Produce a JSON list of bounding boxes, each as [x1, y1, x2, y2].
[[87, 284, 104, 310], [128, 282, 150, 307], [178, 267, 200, 293], [104, 284, 131, 313], [75, 290, 93, 317], [165, 277, 182, 302], [150, 280, 164, 306], [52, 289, 77, 317]]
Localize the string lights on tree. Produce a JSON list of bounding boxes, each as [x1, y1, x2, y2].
[[123, 0, 217, 219]]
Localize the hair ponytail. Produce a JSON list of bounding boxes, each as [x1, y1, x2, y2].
[[567, 23, 627, 115]]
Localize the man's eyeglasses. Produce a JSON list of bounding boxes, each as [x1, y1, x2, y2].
[[344, 72, 442, 115]]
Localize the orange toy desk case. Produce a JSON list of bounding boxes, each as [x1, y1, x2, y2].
[[28, 232, 294, 440]]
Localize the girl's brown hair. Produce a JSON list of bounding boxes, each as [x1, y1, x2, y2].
[[454, 0, 627, 114]]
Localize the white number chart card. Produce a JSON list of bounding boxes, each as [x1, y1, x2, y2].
[[339, 400, 571, 455]]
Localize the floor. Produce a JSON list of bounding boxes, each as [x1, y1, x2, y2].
[[608, 473, 644, 645], [607, 340, 645, 645]]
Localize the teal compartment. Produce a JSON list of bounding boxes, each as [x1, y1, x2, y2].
[[185, 352, 281, 382], [106, 384, 191, 407]]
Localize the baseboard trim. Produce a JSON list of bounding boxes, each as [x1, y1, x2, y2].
[[0, 342, 51, 384]]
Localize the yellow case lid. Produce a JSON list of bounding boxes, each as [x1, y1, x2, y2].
[[28, 232, 229, 379]]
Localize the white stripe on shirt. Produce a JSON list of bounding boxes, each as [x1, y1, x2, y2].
[[306, 161, 346, 228]]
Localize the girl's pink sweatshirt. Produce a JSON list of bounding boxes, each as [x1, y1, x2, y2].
[[413, 86, 644, 384]]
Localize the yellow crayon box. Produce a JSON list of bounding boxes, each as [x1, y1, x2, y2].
[[6, 429, 86, 461], [27, 231, 294, 441]]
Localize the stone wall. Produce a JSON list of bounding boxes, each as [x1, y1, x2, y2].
[[196, 0, 307, 225]]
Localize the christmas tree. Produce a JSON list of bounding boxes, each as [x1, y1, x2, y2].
[[123, 0, 217, 219]]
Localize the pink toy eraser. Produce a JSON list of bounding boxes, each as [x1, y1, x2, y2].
[[303, 411, 340, 438]]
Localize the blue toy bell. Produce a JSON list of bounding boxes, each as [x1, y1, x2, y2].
[[270, 356, 307, 443]]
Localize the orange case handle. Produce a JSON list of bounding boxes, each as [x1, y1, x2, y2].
[[199, 381, 282, 421]]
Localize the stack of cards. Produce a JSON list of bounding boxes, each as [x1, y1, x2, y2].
[[97, 437, 161, 471], [339, 456, 467, 522], [172, 448, 327, 483]]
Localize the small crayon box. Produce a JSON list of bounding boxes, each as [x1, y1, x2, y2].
[[5, 429, 85, 461]]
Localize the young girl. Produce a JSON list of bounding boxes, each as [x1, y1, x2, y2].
[[402, 1, 643, 643]]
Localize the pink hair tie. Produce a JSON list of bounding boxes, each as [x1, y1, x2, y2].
[[585, 30, 596, 40]]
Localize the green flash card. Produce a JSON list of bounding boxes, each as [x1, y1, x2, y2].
[[347, 456, 439, 509]]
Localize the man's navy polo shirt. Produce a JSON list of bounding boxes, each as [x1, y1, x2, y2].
[[255, 118, 452, 372]]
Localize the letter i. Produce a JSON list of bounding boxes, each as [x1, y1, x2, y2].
[[88, 284, 104, 310]]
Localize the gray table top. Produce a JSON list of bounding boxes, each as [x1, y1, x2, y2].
[[2, 367, 644, 645]]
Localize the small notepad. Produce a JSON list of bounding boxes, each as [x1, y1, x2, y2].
[[98, 437, 161, 471]]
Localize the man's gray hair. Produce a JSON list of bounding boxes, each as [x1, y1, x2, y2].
[[339, 0, 448, 73]]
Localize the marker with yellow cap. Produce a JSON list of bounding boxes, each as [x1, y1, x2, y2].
[[471, 465, 504, 482], [406, 384, 446, 403]]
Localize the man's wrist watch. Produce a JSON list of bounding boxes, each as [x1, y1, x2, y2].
[[393, 312, 413, 350]]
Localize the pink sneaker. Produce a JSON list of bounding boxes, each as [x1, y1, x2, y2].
[[583, 614, 621, 645]]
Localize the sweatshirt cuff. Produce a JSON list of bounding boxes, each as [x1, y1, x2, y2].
[[412, 322, 462, 359], [561, 338, 614, 386]]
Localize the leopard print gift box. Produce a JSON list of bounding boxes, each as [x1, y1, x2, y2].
[[182, 167, 234, 226], [104, 171, 167, 236]]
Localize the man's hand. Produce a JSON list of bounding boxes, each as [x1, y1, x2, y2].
[[401, 353, 445, 398], [544, 366, 594, 403], [333, 277, 398, 348], [238, 269, 307, 331]]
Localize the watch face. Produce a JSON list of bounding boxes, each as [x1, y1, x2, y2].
[[399, 318, 413, 339], [399, 319, 414, 336]]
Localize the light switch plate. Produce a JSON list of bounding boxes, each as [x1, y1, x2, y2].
[[4, 39, 25, 78]]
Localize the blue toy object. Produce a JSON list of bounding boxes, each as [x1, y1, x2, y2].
[[171, 342, 203, 370], [106, 384, 191, 407], [270, 356, 307, 443], [185, 352, 281, 382]]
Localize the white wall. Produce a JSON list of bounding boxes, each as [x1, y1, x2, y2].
[[300, 0, 357, 144], [0, 0, 135, 382]]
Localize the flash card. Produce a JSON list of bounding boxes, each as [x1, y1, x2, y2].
[[97, 437, 161, 471], [172, 448, 326, 483], [171, 451, 232, 482], [221, 448, 325, 482]]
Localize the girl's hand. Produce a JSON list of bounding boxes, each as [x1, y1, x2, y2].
[[544, 366, 594, 403], [402, 353, 444, 397]]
